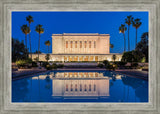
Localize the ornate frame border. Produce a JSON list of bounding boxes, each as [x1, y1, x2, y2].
[[0, 0, 159, 114]]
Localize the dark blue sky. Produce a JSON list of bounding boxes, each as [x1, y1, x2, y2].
[[12, 11, 148, 53]]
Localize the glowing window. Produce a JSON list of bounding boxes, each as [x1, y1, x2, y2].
[[66, 41, 68, 48], [75, 41, 77, 48], [89, 41, 91, 48]]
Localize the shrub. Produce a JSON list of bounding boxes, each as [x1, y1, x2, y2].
[[16, 60, 27, 68], [51, 63, 57, 69], [97, 64, 104, 68], [26, 58, 32, 63], [46, 65, 52, 70], [103, 60, 110, 68], [105, 64, 112, 70], [112, 64, 118, 70], [131, 62, 138, 68], [34, 57, 38, 62], [42, 62, 49, 67], [57, 64, 64, 68], [116, 61, 127, 67], [32, 62, 38, 67]]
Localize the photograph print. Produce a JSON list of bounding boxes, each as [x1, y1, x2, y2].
[[12, 11, 148, 102]]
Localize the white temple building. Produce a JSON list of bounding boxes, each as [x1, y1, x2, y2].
[[31, 33, 122, 62]]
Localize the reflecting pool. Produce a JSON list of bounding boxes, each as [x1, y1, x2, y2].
[[12, 70, 148, 102]]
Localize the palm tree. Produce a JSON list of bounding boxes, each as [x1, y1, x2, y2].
[[112, 54, 117, 62], [21, 24, 30, 48], [110, 43, 114, 52], [26, 15, 34, 58], [119, 24, 127, 52], [45, 40, 51, 53], [35, 24, 44, 61], [125, 15, 134, 51], [132, 18, 142, 48]]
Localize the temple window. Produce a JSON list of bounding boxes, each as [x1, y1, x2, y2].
[[75, 84, 77, 91], [71, 84, 73, 91], [75, 41, 77, 48], [85, 41, 87, 48], [94, 41, 96, 48], [94, 84, 96, 91], [80, 84, 82, 91], [89, 41, 91, 48], [66, 41, 68, 48], [66, 84, 68, 91], [89, 84, 91, 91], [84, 84, 87, 91], [80, 41, 82, 48], [70, 41, 73, 48]]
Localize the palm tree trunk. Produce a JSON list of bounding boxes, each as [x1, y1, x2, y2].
[[48, 46, 49, 53], [123, 33, 126, 52], [25, 35, 27, 49], [46, 46, 47, 53], [38, 34, 40, 61], [128, 25, 130, 51], [136, 28, 137, 48], [29, 24, 32, 59]]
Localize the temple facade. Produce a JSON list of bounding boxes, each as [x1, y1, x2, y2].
[[31, 33, 122, 62]]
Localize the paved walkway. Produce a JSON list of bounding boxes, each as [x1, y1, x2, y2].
[[12, 67, 47, 79], [12, 68, 148, 81], [115, 69, 148, 80], [57, 68, 106, 70]]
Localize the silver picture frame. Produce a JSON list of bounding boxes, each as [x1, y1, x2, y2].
[[0, 0, 159, 114]]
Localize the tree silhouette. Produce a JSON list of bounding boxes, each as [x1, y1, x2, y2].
[[119, 24, 127, 52], [45, 40, 51, 53], [35, 24, 44, 61], [125, 15, 133, 51], [21, 24, 30, 48], [132, 18, 142, 48], [26, 15, 34, 58]]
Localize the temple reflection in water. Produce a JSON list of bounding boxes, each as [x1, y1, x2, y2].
[[13, 71, 148, 102], [52, 72, 110, 98], [32, 72, 112, 98]]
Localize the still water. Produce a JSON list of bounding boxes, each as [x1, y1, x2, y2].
[[12, 70, 148, 102]]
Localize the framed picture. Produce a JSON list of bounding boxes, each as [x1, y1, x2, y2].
[[0, 0, 160, 114]]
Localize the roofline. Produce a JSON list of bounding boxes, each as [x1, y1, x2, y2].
[[52, 33, 110, 36], [30, 53, 123, 55]]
